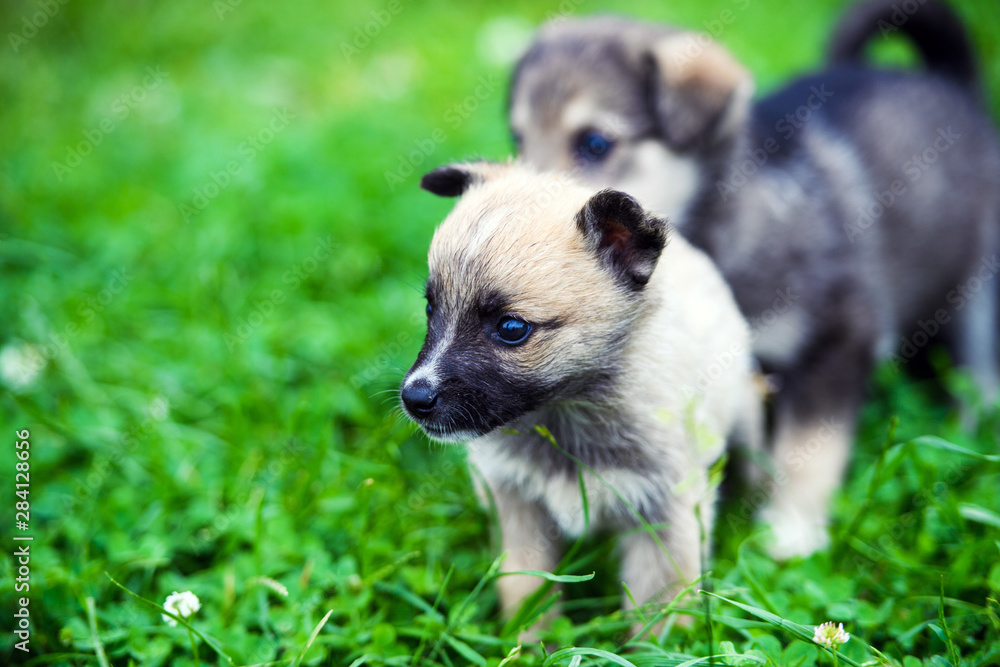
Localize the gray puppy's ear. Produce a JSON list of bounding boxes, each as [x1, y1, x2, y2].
[[643, 33, 754, 151], [576, 189, 668, 289]]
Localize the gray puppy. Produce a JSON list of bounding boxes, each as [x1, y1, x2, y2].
[[508, 0, 1000, 557]]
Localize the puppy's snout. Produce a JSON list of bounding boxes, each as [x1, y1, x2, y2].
[[401, 380, 439, 418]]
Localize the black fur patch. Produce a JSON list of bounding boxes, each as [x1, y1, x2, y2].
[[827, 0, 980, 96], [420, 166, 475, 197], [576, 189, 668, 289], [405, 283, 577, 437], [504, 408, 650, 475]]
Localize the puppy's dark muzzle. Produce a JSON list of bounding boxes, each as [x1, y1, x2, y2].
[[401, 380, 439, 418]]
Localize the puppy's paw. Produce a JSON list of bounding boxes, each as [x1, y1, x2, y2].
[[759, 504, 830, 560]]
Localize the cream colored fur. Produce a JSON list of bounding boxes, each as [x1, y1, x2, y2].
[[419, 162, 760, 632]]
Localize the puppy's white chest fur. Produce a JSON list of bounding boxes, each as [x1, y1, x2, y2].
[[468, 429, 672, 537]]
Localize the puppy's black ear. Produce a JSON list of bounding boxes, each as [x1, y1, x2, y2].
[[644, 33, 754, 151], [577, 189, 668, 289], [420, 166, 475, 197]]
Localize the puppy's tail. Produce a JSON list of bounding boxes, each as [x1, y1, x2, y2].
[[827, 0, 980, 96]]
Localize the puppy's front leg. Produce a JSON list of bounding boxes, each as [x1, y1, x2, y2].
[[491, 485, 562, 619], [619, 503, 702, 625]]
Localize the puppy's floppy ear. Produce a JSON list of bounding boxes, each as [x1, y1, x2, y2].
[[643, 32, 754, 151], [577, 189, 668, 290]]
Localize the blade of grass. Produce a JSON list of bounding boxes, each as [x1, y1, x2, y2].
[[736, 541, 780, 616], [497, 644, 522, 667], [959, 503, 1000, 530], [543, 647, 640, 667], [534, 426, 684, 585], [105, 573, 234, 665], [373, 581, 446, 624], [496, 570, 594, 584], [503, 465, 593, 637], [906, 436, 1000, 462], [291, 608, 333, 667], [702, 591, 866, 667], [442, 634, 487, 667], [939, 579, 961, 666], [840, 419, 898, 548], [622, 582, 647, 629], [85, 596, 111, 667], [620, 573, 707, 649], [451, 554, 504, 628], [413, 563, 455, 665], [675, 654, 767, 667]]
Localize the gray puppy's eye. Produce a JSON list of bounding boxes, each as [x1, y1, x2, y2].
[[574, 130, 615, 163]]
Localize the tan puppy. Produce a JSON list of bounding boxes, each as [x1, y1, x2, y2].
[[400, 161, 760, 630]]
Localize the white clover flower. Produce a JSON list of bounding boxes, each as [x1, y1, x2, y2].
[[813, 621, 850, 648], [0, 343, 45, 392], [162, 590, 200, 627]]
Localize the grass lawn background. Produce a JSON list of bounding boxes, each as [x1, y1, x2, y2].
[[1, 0, 999, 664]]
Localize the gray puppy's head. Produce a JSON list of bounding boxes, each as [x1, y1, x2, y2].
[[509, 17, 754, 220], [400, 161, 668, 442]]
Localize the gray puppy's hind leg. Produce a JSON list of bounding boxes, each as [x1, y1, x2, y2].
[[758, 325, 874, 559], [952, 259, 1000, 408], [759, 410, 855, 559]]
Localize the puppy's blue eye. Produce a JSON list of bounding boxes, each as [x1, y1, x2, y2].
[[426, 302, 433, 318], [575, 130, 614, 163], [496, 316, 531, 345]]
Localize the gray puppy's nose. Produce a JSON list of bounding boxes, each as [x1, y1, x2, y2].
[[401, 380, 438, 417]]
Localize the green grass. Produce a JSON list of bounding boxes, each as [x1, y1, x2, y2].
[[1, 0, 999, 664]]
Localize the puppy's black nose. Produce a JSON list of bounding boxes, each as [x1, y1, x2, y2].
[[402, 381, 438, 417]]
